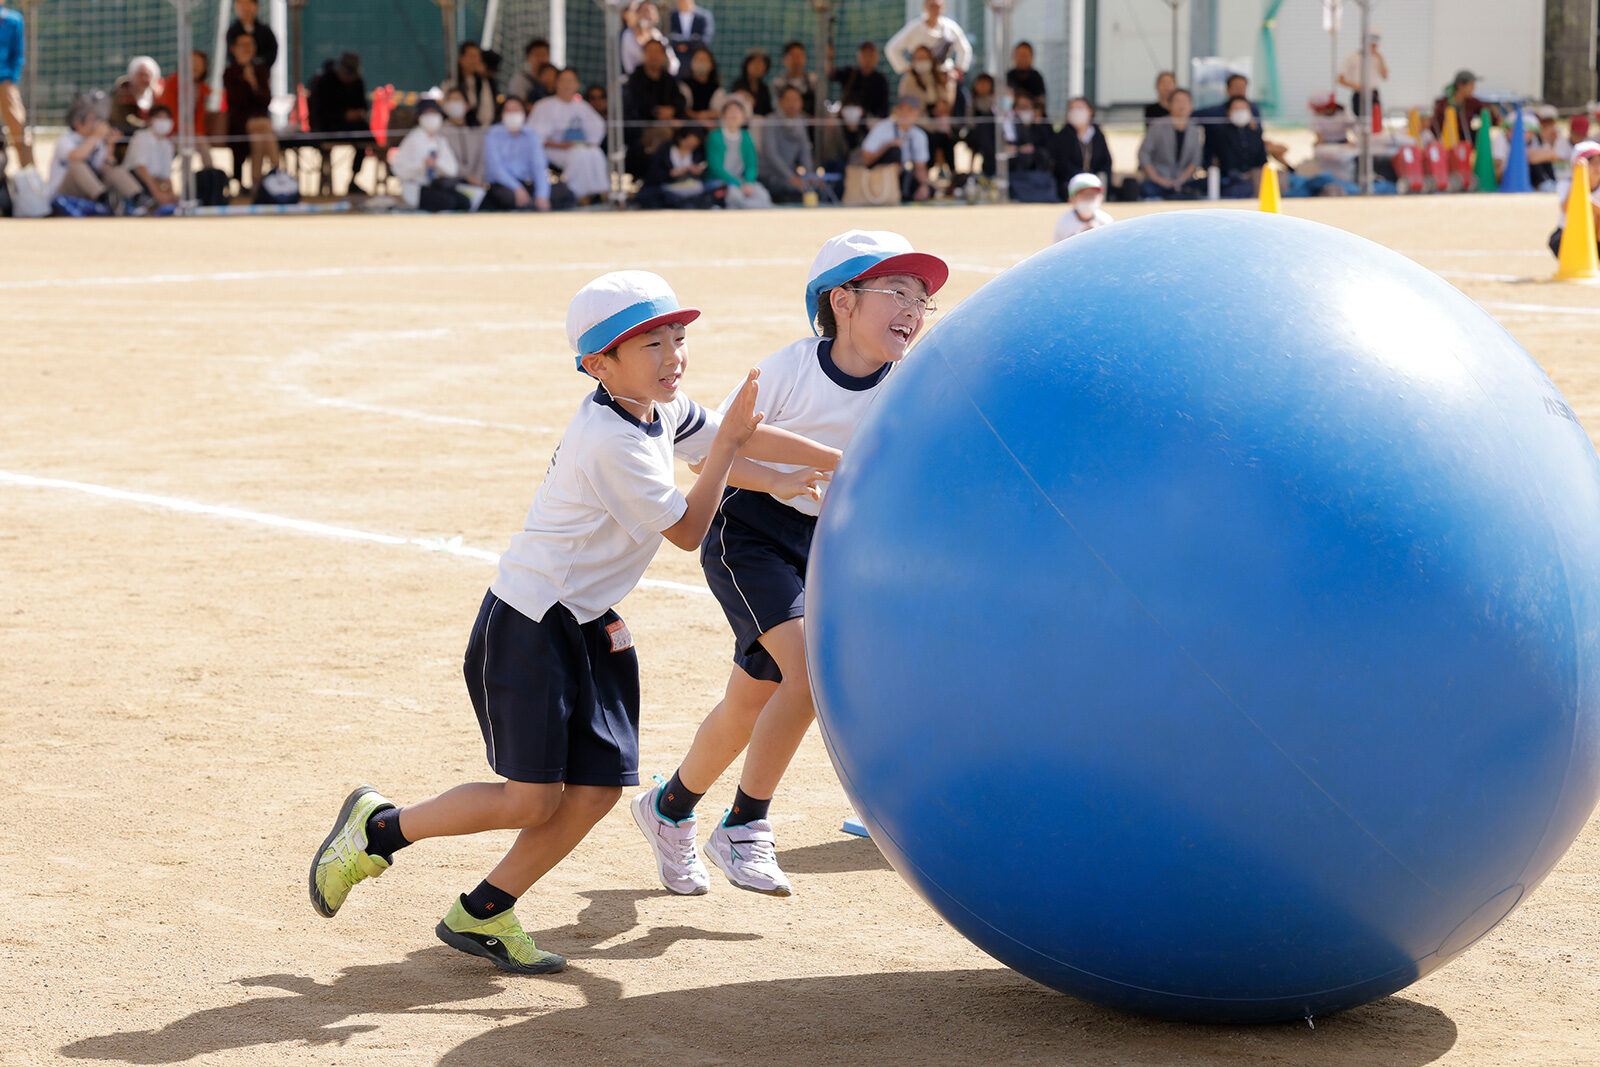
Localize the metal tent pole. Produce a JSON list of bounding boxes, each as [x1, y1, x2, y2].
[[988, 0, 1015, 198], [173, 0, 197, 212], [601, 0, 625, 206], [1356, 0, 1371, 194], [811, 0, 833, 171], [20, 0, 39, 158]]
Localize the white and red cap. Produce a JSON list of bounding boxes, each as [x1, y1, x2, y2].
[[805, 230, 949, 335], [566, 270, 701, 371], [1573, 140, 1600, 164], [1067, 172, 1104, 197]]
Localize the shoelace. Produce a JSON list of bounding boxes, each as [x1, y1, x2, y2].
[[666, 825, 701, 869], [733, 832, 778, 866]]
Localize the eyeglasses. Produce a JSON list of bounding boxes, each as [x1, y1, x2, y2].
[[848, 286, 939, 315]]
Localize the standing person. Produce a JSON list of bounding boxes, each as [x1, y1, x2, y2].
[[531, 68, 610, 204], [1431, 70, 1497, 143], [1006, 42, 1047, 113], [667, 0, 714, 70], [1144, 70, 1176, 127], [861, 95, 933, 202], [1549, 141, 1600, 260], [706, 98, 770, 209], [771, 41, 818, 116], [885, 0, 972, 80], [1050, 95, 1113, 197], [446, 42, 500, 128], [483, 96, 551, 211], [223, 33, 279, 192], [506, 38, 552, 105], [1337, 32, 1387, 118], [226, 0, 278, 71], [1138, 87, 1204, 199], [631, 230, 948, 899], [1, 0, 33, 167], [1053, 173, 1114, 242], [621, 2, 679, 77], [307, 270, 840, 973]]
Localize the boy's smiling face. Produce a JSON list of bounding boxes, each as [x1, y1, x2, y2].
[[582, 322, 690, 415]]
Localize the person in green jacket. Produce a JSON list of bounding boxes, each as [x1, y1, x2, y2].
[[706, 98, 772, 209]]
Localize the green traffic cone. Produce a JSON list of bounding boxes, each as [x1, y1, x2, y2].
[[1473, 117, 1498, 192]]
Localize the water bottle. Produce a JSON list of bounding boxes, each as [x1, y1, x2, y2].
[[1206, 165, 1220, 199]]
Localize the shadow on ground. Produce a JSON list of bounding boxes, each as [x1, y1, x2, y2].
[[777, 835, 893, 875]]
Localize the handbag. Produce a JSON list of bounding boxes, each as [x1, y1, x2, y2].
[[10, 165, 50, 217], [842, 162, 901, 206]]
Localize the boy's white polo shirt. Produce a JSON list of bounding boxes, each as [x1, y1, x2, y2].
[[493, 388, 719, 623]]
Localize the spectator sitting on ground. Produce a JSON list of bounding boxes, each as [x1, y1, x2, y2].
[[309, 51, 372, 196], [483, 96, 550, 211], [154, 50, 213, 161], [47, 98, 145, 208], [1204, 94, 1270, 197], [761, 84, 816, 203], [642, 125, 708, 206], [531, 67, 609, 204], [1138, 87, 1204, 199], [681, 46, 721, 125], [861, 94, 933, 202], [706, 98, 771, 209], [623, 38, 687, 171], [1, 0, 34, 167], [1006, 42, 1046, 113], [899, 44, 960, 184], [506, 38, 551, 105], [731, 50, 774, 117], [110, 56, 161, 135], [622, 2, 679, 77], [223, 33, 279, 192], [1432, 70, 1498, 142], [445, 42, 500, 127], [886, 0, 972, 79], [1005, 91, 1052, 173], [392, 99, 476, 211], [1549, 141, 1600, 259], [123, 104, 178, 209], [1053, 173, 1113, 242], [1050, 95, 1112, 197], [226, 0, 277, 70], [1145, 70, 1176, 127], [829, 40, 891, 132], [667, 0, 714, 69], [439, 87, 486, 186], [772, 41, 819, 116], [1337, 31, 1386, 117], [1529, 105, 1572, 191], [1304, 91, 1358, 189], [963, 72, 998, 176]]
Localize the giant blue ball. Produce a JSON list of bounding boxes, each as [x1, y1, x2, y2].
[[807, 212, 1600, 1023]]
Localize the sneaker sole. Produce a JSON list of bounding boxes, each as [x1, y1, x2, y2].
[[706, 846, 793, 897], [434, 921, 567, 975], [630, 793, 710, 897], [308, 784, 379, 918]]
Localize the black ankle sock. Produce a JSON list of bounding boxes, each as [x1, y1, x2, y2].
[[461, 880, 518, 920], [655, 770, 704, 823], [724, 788, 771, 827], [364, 807, 411, 860]]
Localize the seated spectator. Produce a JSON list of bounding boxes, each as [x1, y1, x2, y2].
[[440, 87, 486, 186], [624, 38, 687, 172], [123, 104, 178, 208], [223, 33, 279, 192], [1197, 73, 1261, 122], [1138, 87, 1204, 199], [886, 0, 973, 79], [761, 85, 816, 202], [641, 125, 710, 207], [772, 41, 818, 116], [1006, 42, 1046, 112], [1432, 70, 1498, 143], [667, 0, 714, 69], [1050, 95, 1112, 197], [110, 56, 161, 135], [531, 67, 609, 204], [706, 98, 770, 209], [47, 100, 145, 208], [962, 71, 998, 176], [731, 50, 774, 117], [506, 38, 551, 105], [1529, 105, 1572, 191], [1053, 173, 1113, 242], [1304, 91, 1358, 188], [309, 51, 372, 197], [899, 44, 961, 185], [1204, 94, 1269, 197], [483, 96, 551, 211], [536, 63, 559, 99], [622, 2, 678, 77], [585, 83, 609, 152], [1144, 70, 1176, 127], [681, 46, 721, 125], [225, 0, 277, 70], [861, 95, 933, 202], [829, 40, 891, 132], [445, 42, 499, 127], [1549, 141, 1600, 259], [1006, 91, 1052, 173], [154, 50, 213, 161], [392, 99, 477, 211]]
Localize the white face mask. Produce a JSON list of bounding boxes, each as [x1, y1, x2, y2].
[[444, 99, 467, 120], [1229, 109, 1251, 128], [1074, 194, 1103, 218], [1067, 107, 1090, 127], [151, 116, 175, 137], [1015, 110, 1034, 124], [502, 111, 525, 132], [913, 59, 933, 75], [841, 104, 863, 125], [419, 112, 444, 133]]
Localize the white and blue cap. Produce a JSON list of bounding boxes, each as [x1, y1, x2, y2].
[[804, 230, 950, 335], [566, 270, 702, 372]]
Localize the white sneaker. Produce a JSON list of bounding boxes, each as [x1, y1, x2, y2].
[[630, 781, 710, 896], [705, 816, 792, 897]]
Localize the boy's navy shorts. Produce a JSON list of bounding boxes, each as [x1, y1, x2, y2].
[[462, 589, 641, 786], [701, 487, 817, 683]]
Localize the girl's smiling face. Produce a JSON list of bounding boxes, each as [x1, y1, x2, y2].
[[836, 273, 930, 366], [582, 322, 690, 415]]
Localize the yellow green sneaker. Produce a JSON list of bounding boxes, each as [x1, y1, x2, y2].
[[308, 785, 393, 918], [435, 898, 566, 975]]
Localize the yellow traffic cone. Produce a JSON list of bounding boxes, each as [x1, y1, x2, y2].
[[1407, 108, 1423, 141], [1258, 162, 1281, 213], [1554, 172, 1600, 282], [1441, 107, 1460, 150]]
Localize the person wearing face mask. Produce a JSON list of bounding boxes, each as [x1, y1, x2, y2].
[[392, 99, 479, 211], [960, 72, 997, 176], [1203, 94, 1270, 198], [1004, 92, 1052, 174], [1053, 173, 1114, 242], [438, 88, 486, 186], [483, 97, 552, 211], [121, 104, 178, 209], [899, 45, 960, 190], [681, 46, 721, 126], [706, 98, 771, 209], [1049, 96, 1113, 200], [886, 0, 972, 79], [531, 68, 610, 204]]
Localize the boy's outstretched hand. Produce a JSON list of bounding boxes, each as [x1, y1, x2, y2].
[[771, 467, 832, 503], [715, 369, 763, 451]]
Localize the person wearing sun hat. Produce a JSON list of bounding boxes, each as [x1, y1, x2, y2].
[[632, 230, 951, 899], [307, 269, 840, 976]]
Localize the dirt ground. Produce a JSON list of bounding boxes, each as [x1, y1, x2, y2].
[[2, 196, 1598, 1067]]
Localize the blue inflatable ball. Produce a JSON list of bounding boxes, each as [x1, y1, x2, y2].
[[806, 212, 1600, 1024]]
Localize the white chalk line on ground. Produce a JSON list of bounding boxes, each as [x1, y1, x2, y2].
[[0, 471, 711, 597]]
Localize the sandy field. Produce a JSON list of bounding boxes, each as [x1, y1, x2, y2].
[[2, 195, 1597, 1066]]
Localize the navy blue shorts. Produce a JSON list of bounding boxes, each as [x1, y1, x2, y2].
[[462, 589, 641, 786], [701, 487, 816, 683]]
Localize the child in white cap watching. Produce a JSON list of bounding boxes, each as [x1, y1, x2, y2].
[[1550, 140, 1600, 259], [1054, 172, 1114, 242], [307, 271, 839, 974]]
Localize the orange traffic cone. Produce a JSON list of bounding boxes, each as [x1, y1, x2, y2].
[[1554, 172, 1600, 282], [1257, 162, 1281, 213]]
